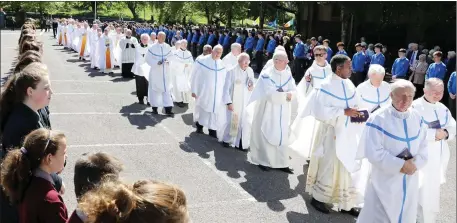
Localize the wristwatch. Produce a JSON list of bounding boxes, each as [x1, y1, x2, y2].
[[444, 129, 449, 140]]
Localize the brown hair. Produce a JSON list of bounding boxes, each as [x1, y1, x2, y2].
[[79, 180, 189, 223], [433, 51, 443, 58], [14, 50, 43, 74], [0, 128, 66, 204], [74, 152, 124, 200], [19, 33, 35, 48], [0, 62, 49, 133], [313, 45, 327, 54], [20, 40, 43, 55]]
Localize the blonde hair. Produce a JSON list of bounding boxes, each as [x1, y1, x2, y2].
[[78, 180, 189, 223]]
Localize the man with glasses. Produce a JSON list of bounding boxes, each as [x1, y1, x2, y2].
[[247, 51, 296, 174], [220, 53, 255, 151]]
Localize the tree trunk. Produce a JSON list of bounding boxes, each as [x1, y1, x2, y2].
[[182, 16, 186, 25], [259, 2, 265, 30], [127, 3, 139, 20], [340, 5, 347, 43], [227, 4, 233, 28], [295, 2, 304, 34], [204, 5, 211, 25], [307, 2, 315, 37]]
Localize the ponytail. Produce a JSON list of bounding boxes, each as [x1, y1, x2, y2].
[[0, 128, 65, 204], [0, 74, 19, 133]]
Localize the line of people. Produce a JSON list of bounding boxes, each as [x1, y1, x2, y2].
[[1, 20, 190, 223]]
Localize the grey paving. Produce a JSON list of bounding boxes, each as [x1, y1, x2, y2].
[[1, 30, 455, 223]]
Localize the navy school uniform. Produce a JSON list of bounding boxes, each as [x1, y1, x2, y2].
[[391, 57, 410, 78]]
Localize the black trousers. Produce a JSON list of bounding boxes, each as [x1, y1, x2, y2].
[[197, 44, 203, 55], [121, 63, 135, 78], [135, 75, 149, 100], [449, 97, 456, 118], [413, 83, 424, 99], [192, 43, 198, 58], [53, 27, 57, 38], [255, 51, 264, 73], [293, 58, 305, 82], [223, 46, 230, 58], [246, 49, 253, 60]]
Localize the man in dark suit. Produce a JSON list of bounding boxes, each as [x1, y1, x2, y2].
[[406, 43, 420, 78], [52, 19, 58, 38]]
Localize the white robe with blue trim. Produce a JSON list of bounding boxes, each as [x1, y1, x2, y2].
[[357, 105, 428, 223], [356, 80, 392, 113], [412, 97, 456, 222], [145, 42, 173, 93], [222, 52, 238, 71], [247, 66, 297, 168], [303, 74, 367, 210], [290, 60, 333, 159], [191, 55, 228, 132]]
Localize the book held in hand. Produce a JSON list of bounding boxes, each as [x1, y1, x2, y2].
[[396, 148, 413, 161], [350, 110, 369, 123], [426, 120, 441, 129], [277, 87, 284, 92]]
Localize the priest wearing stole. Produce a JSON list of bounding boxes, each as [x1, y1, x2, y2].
[[132, 34, 151, 105], [290, 46, 333, 159], [412, 78, 456, 223], [145, 32, 174, 116], [247, 51, 296, 174], [191, 45, 228, 138], [119, 29, 138, 78], [98, 28, 115, 74], [77, 23, 91, 61], [356, 64, 391, 113], [220, 53, 255, 151], [89, 25, 100, 70], [170, 40, 194, 107], [357, 80, 428, 223], [111, 27, 124, 68], [222, 43, 242, 71]]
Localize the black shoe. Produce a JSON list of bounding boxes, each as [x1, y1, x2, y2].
[[82, 58, 86, 61], [258, 165, 271, 171], [176, 102, 185, 108], [147, 102, 150, 106], [94, 67, 99, 70], [138, 99, 144, 105], [208, 129, 217, 138], [151, 107, 158, 114], [222, 142, 230, 148], [310, 198, 330, 214], [164, 107, 174, 117], [278, 167, 294, 174], [341, 208, 360, 217]]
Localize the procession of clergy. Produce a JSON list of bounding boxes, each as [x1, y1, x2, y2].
[[55, 19, 455, 223]]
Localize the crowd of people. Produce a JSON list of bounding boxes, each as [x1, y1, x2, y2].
[[1, 17, 456, 223], [0, 19, 190, 223]]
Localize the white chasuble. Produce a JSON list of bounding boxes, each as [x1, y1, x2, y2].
[[357, 105, 428, 223], [145, 43, 172, 93]]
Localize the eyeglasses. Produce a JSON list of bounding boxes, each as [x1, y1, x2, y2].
[[315, 53, 327, 57]]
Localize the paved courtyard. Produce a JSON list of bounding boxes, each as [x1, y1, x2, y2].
[[1, 30, 455, 223]]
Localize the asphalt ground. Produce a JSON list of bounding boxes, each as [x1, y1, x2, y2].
[[1, 30, 455, 223]]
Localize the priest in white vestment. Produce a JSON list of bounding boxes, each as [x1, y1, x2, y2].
[[222, 43, 242, 70], [119, 29, 138, 78], [261, 46, 290, 72], [132, 34, 151, 105], [356, 64, 391, 113], [195, 44, 212, 62], [145, 32, 174, 116], [89, 25, 100, 70], [98, 29, 115, 74], [170, 40, 194, 107], [191, 45, 228, 138], [220, 53, 255, 151], [299, 54, 365, 215], [65, 22, 74, 49], [111, 27, 124, 68], [357, 79, 428, 223], [290, 45, 333, 159], [412, 78, 456, 223], [247, 51, 296, 173], [77, 23, 91, 61], [149, 32, 157, 45]]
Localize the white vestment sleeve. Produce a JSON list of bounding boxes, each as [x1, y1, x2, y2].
[[145, 49, 161, 66], [414, 124, 429, 170], [222, 70, 234, 104], [120, 39, 126, 51], [313, 89, 345, 121], [191, 63, 201, 95], [445, 109, 456, 141], [426, 129, 437, 141], [364, 123, 406, 174]]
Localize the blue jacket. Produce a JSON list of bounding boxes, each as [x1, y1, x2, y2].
[[191, 33, 199, 43], [266, 39, 276, 53], [244, 37, 254, 50], [336, 50, 348, 56], [198, 34, 206, 45], [391, 57, 410, 77], [326, 47, 333, 63], [218, 34, 225, 45], [352, 52, 366, 73], [223, 35, 231, 47], [236, 36, 243, 44], [426, 62, 447, 80], [255, 38, 265, 51], [293, 42, 305, 59], [370, 53, 385, 66], [207, 34, 216, 45], [186, 33, 192, 42], [448, 72, 456, 95]]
